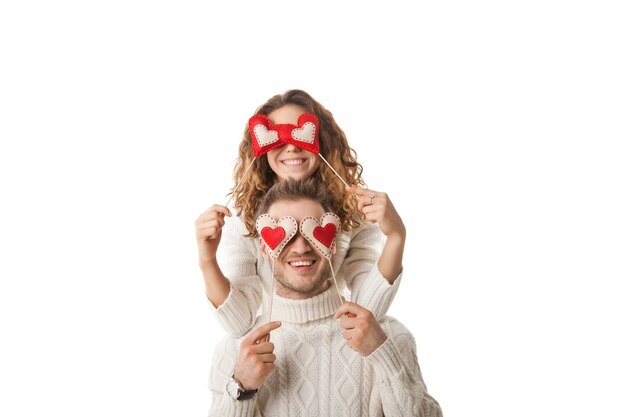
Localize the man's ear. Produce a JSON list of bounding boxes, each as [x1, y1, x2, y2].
[[259, 239, 270, 259]]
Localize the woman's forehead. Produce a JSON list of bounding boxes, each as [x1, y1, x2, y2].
[[267, 104, 306, 125]]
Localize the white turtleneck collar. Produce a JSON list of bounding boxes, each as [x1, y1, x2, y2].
[[268, 283, 344, 324]]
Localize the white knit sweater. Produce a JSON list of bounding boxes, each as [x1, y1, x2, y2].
[[214, 214, 402, 338], [209, 287, 443, 417]]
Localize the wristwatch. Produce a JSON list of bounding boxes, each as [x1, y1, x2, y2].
[[226, 376, 258, 400]]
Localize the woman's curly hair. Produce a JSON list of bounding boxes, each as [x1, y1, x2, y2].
[[231, 89, 366, 237]]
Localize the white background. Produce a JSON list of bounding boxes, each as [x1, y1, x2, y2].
[[1, 1, 624, 416]]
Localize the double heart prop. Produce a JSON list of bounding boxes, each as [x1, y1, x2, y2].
[[249, 112, 320, 157], [225, 111, 351, 209], [256, 212, 344, 321], [255, 213, 340, 260]]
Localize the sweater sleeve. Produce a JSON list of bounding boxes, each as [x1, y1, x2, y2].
[[365, 319, 443, 417], [211, 215, 263, 338], [208, 336, 260, 417], [338, 223, 401, 319]]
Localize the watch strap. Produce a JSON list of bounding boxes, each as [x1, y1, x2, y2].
[[231, 375, 258, 401], [237, 387, 258, 401]]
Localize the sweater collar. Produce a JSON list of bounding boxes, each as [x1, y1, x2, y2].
[[270, 284, 344, 324]]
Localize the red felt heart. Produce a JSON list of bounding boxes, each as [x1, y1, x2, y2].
[[249, 115, 283, 157], [312, 223, 337, 248], [261, 226, 286, 250], [277, 113, 320, 155]]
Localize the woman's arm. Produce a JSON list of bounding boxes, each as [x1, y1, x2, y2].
[[348, 187, 406, 283], [338, 187, 406, 318], [196, 205, 263, 337]]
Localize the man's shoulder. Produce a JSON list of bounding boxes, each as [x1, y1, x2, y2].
[[379, 316, 415, 341]]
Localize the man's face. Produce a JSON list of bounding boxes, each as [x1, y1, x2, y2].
[[264, 198, 330, 299]]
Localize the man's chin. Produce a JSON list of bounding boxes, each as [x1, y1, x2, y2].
[[276, 276, 330, 299]]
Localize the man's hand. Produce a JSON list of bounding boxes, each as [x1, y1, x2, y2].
[[234, 321, 281, 390], [335, 302, 387, 357]]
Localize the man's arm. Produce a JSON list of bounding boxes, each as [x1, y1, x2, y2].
[[335, 303, 443, 417], [366, 321, 443, 417], [208, 322, 281, 417]]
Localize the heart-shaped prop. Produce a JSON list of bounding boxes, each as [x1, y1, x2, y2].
[[248, 113, 320, 157], [300, 213, 340, 260], [249, 115, 284, 157], [280, 112, 320, 155], [256, 215, 298, 259]]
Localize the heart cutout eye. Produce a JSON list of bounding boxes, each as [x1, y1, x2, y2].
[[249, 115, 283, 157], [291, 121, 316, 145], [261, 226, 285, 250], [255, 214, 298, 259], [299, 213, 341, 260], [254, 125, 280, 147], [313, 223, 337, 248]]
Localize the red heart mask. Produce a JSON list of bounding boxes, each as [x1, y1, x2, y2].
[[249, 112, 320, 157]]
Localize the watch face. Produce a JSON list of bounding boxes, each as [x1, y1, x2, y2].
[[226, 378, 240, 400]]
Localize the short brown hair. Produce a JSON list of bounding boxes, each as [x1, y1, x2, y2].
[[256, 178, 332, 219]]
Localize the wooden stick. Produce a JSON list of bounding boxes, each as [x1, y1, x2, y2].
[[328, 260, 344, 306], [225, 157, 256, 208]]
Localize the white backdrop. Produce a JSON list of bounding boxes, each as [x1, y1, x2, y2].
[[1, 1, 625, 416]]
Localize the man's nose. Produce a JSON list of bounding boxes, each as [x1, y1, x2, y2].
[[290, 234, 311, 253]]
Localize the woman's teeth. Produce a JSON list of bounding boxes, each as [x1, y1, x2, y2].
[[283, 159, 305, 165], [289, 260, 314, 267]]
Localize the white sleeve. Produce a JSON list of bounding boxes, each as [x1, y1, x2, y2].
[[208, 336, 260, 417], [338, 223, 402, 318], [365, 319, 443, 417], [211, 216, 263, 338]]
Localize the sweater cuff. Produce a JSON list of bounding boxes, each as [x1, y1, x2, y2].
[[210, 287, 253, 338], [218, 396, 258, 417], [365, 337, 404, 378], [352, 268, 402, 319]]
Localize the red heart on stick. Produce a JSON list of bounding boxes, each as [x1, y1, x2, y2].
[[313, 223, 337, 248], [261, 226, 286, 250]]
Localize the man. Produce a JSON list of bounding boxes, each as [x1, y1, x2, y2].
[[209, 179, 443, 416]]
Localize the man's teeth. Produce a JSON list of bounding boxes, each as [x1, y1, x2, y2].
[[283, 159, 305, 165], [290, 260, 314, 267]]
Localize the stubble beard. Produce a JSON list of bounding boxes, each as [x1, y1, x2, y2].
[[274, 261, 332, 299]]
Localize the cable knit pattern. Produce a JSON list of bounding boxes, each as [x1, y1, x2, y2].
[[208, 288, 443, 417], [212, 214, 402, 338]]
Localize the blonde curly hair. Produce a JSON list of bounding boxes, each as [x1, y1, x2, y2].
[[231, 89, 366, 237]]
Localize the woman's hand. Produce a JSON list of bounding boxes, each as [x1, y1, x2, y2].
[[347, 187, 406, 239], [346, 187, 405, 284], [195, 205, 232, 265]]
